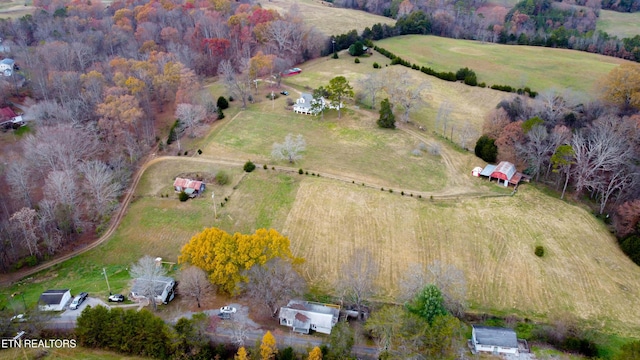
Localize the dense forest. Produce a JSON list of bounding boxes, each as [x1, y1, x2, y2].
[[0, 0, 325, 271]]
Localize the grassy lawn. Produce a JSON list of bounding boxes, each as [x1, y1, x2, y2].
[[375, 35, 631, 97], [261, 0, 395, 36], [597, 10, 640, 39], [284, 50, 507, 145], [200, 106, 448, 192]]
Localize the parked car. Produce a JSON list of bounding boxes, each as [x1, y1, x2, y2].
[[69, 292, 88, 310], [280, 90, 289, 96], [108, 294, 125, 302], [10, 313, 26, 322], [220, 306, 237, 314]]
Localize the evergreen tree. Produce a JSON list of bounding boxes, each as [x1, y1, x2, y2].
[[377, 98, 395, 129]]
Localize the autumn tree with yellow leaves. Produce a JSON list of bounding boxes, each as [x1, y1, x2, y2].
[[260, 331, 277, 360], [179, 228, 303, 294], [308, 346, 323, 360], [235, 346, 249, 360], [599, 63, 640, 110]]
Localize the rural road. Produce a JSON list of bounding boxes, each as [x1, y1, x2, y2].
[[0, 109, 504, 286]]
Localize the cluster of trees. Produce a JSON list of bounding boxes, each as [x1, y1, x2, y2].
[[475, 64, 640, 263], [0, 0, 328, 272]]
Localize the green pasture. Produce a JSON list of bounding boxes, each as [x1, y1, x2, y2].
[[0, 347, 152, 360], [283, 50, 507, 142], [375, 35, 631, 97], [201, 107, 448, 192], [597, 10, 640, 39]]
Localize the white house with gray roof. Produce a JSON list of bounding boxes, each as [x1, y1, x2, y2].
[[293, 93, 324, 115], [279, 300, 340, 334], [471, 325, 520, 355]]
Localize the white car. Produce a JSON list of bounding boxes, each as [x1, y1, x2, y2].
[[220, 306, 237, 314], [10, 314, 26, 322]]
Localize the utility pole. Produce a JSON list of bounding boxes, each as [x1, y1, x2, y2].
[[103, 268, 111, 294], [211, 192, 217, 219]]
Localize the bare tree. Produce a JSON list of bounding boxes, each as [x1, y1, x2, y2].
[[218, 59, 251, 109], [10, 207, 39, 258], [357, 72, 384, 109], [427, 261, 467, 318], [517, 125, 554, 181], [242, 258, 306, 317], [435, 101, 453, 136], [399, 263, 428, 302], [337, 248, 378, 319], [79, 160, 122, 221], [271, 134, 306, 163], [387, 72, 430, 123], [5, 160, 32, 207], [129, 255, 168, 311], [458, 122, 478, 150], [44, 170, 82, 235], [179, 266, 213, 308], [175, 103, 206, 137]]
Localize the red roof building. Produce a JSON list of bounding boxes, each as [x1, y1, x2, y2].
[[173, 177, 205, 197]]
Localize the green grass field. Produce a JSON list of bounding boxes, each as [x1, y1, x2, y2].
[[0, 346, 152, 360], [375, 35, 631, 97], [597, 10, 640, 39]]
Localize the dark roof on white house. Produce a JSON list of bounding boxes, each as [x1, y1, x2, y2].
[[131, 276, 174, 297], [39, 289, 70, 305], [473, 325, 518, 348]]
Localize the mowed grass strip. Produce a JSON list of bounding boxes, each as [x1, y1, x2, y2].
[[261, 0, 395, 36], [597, 9, 640, 39], [376, 35, 631, 96], [203, 108, 448, 191], [282, 179, 640, 335], [0, 347, 152, 360]]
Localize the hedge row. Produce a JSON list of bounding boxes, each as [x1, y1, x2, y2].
[[374, 45, 537, 97]]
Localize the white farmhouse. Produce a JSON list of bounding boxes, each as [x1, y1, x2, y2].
[[38, 289, 72, 311], [130, 276, 176, 305], [0, 58, 15, 76], [471, 325, 520, 356], [279, 300, 340, 334]]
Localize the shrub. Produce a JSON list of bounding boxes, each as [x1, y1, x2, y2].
[[286, 97, 294, 106], [215, 171, 229, 185], [272, 166, 275, 170], [228, 96, 234, 102], [263, 164, 268, 169], [247, 94, 253, 103], [354, 58, 360, 63], [412, 149, 422, 156], [535, 246, 545, 257], [389, 189, 393, 193], [373, 62, 380, 69], [474, 135, 498, 163], [217, 108, 225, 120], [299, 168, 303, 174], [197, 149, 202, 155], [217, 96, 229, 109], [167, 120, 180, 144], [243, 161, 256, 172], [267, 93, 279, 99], [184, 151, 188, 156], [332, 52, 338, 59], [178, 191, 189, 202]]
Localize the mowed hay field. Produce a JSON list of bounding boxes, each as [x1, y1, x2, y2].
[[597, 10, 640, 39], [281, 177, 640, 334], [376, 35, 631, 97], [261, 0, 395, 36]]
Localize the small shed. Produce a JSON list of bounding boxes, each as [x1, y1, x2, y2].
[[471, 325, 519, 355], [471, 166, 483, 177], [38, 289, 72, 311], [173, 177, 205, 197]]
